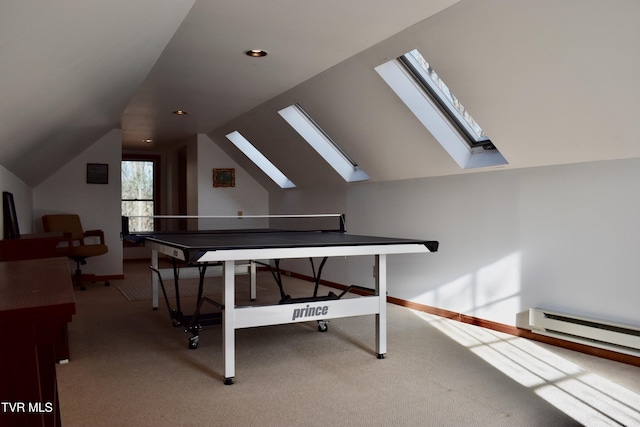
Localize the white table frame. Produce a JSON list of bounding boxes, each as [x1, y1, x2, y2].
[[147, 241, 431, 384]]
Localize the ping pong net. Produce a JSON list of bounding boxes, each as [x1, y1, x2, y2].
[[122, 213, 346, 238]]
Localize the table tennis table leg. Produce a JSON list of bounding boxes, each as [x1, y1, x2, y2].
[[223, 260, 235, 385], [151, 250, 159, 310], [250, 260, 257, 301], [375, 254, 387, 359]]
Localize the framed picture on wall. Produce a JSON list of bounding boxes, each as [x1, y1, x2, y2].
[[213, 168, 235, 187], [87, 163, 109, 184]]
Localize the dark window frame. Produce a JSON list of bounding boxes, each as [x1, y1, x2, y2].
[[121, 154, 161, 232]]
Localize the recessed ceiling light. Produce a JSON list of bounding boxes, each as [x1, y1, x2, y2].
[[143, 139, 153, 144], [173, 110, 188, 115], [244, 49, 268, 57]]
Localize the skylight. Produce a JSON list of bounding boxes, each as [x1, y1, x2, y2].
[[375, 49, 507, 169], [278, 103, 369, 182], [225, 131, 296, 189]]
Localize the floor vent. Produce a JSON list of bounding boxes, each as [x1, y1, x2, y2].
[[529, 308, 640, 357]]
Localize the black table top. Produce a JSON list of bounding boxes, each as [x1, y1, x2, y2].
[[140, 230, 439, 253]]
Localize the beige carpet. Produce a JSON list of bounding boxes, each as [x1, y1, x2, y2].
[[117, 270, 267, 302], [55, 262, 640, 426], [118, 280, 217, 301]]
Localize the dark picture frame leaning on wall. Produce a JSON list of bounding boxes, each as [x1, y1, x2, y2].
[[87, 163, 109, 184], [2, 191, 20, 238]]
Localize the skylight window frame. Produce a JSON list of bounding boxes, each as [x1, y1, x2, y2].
[[278, 103, 369, 182], [375, 50, 507, 170], [292, 103, 360, 168], [225, 131, 296, 189], [399, 50, 492, 150]]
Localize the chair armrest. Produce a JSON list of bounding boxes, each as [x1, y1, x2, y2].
[[84, 229, 105, 244]]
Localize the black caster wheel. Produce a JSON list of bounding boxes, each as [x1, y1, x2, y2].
[[317, 320, 328, 332], [188, 336, 199, 349]]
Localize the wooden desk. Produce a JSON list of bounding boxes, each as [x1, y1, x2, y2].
[[0, 258, 75, 427], [0, 232, 63, 261]]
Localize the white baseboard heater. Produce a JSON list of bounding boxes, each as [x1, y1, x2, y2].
[[529, 308, 640, 357]]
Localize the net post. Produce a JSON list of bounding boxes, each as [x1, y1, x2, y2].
[[339, 214, 346, 232]]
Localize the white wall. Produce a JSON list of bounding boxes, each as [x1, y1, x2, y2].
[[270, 157, 640, 329], [0, 165, 33, 238], [196, 134, 268, 216], [33, 129, 123, 276]]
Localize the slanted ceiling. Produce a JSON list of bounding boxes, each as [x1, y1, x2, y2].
[[1, 1, 639, 189], [0, 0, 197, 186]]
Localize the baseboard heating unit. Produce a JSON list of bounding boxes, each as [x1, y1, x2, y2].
[[529, 308, 640, 357]]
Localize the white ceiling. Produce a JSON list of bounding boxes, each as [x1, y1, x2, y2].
[[2, 0, 639, 188]]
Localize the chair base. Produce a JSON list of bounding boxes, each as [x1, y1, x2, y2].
[[73, 273, 111, 290], [71, 258, 110, 290]]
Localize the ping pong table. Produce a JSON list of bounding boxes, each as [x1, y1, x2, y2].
[[125, 214, 438, 385]]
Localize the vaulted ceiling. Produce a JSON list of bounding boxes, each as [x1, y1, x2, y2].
[[2, 1, 639, 189]]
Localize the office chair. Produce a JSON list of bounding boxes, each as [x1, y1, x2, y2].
[[42, 214, 109, 290]]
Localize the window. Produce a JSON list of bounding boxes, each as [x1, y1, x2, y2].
[[122, 157, 159, 232], [375, 49, 507, 169], [278, 103, 369, 182], [225, 131, 296, 188]]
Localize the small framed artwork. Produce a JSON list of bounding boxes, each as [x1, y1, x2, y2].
[[213, 168, 235, 187], [87, 163, 109, 184]]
